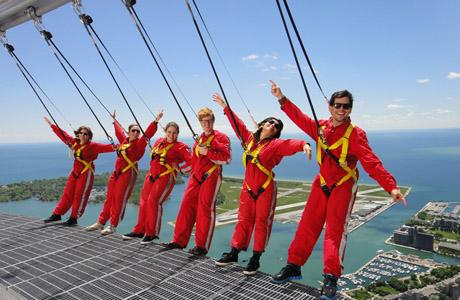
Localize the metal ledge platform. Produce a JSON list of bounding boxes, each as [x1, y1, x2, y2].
[[0, 213, 326, 300]]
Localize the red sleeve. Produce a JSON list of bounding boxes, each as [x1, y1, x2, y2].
[[91, 142, 116, 154], [274, 138, 306, 157], [51, 125, 74, 146], [114, 121, 126, 143], [143, 121, 158, 140], [206, 132, 231, 165], [355, 129, 397, 192], [280, 98, 318, 141], [223, 106, 252, 144], [178, 142, 193, 174]]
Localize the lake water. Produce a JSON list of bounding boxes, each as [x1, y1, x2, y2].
[[1, 128, 459, 287]]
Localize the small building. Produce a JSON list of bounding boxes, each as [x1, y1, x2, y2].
[[438, 242, 460, 256], [393, 225, 434, 251]]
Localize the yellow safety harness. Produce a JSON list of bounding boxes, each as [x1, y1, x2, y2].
[[72, 143, 94, 175], [118, 143, 138, 174], [317, 123, 357, 196], [195, 135, 219, 184], [149, 142, 179, 182], [242, 139, 273, 200]]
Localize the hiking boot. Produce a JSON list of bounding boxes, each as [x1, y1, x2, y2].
[[161, 242, 184, 250], [140, 235, 158, 245], [215, 248, 239, 266], [62, 217, 77, 226], [43, 214, 61, 223], [320, 274, 338, 300], [243, 255, 260, 276], [122, 232, 144, 240], [101, 225, 116, 235], [188, 246, 208, 256], [85, 222, 104, 231], [272, 263, 302, 284]]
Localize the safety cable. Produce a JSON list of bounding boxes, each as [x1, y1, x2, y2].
[[123, 0, 199, 140], [27, 8, 115, 145], [281, 0, 328, 102], [1, 39, 72, 148], [191, 0, 258, 127], [184, 0, 246, 149], [275, 0, 340, 164], [128, 4, 197, 120]]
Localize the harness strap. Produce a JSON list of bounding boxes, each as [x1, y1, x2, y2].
[[72, 143, 94, 175], [118, 143, 138, 174], [242, 139, 273, 200], [195, 135, 215, 157]]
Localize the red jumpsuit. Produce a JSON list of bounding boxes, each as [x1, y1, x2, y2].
[[172, 130, 231, 251], [97, 120, 157, 228], [223, 107, 306, 253], [131, 138, 192, 237], [280, 98, 397, 277], [50, 125, 114, 219]]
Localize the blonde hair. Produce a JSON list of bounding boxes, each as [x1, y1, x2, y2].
[[197, 107, 215, 121]]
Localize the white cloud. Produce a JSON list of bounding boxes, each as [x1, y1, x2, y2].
[[242, 54, 259, 61], [434, 108, 449, 114], [263, 54, 278, 60], [447, 72, 460, 79], [387, 103, 403, 110], [417, 79, 430, 84]]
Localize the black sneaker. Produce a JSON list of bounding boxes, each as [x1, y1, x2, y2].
[[188, 246, 208, 256], [161, 242, 184, 250], [122, 232, 144, 240], [215, 248, 239, 266], [140, 235, 158, 245], [44, 214, 61, 223], [243, 256, 260, 276], [62, 218, 77, 226], [272, 263, 302, 284], [320, 274, 338, 300]]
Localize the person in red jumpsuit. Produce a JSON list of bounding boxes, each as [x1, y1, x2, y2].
[[122, 121, 192, 244], [163, 107, 231, 256], [43, 117, 115, 226], [269, 81, 406, 299], [211, 93, 312, 276], [85, 111, 163, 235]]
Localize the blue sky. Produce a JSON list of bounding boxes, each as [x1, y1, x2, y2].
[[1, 0, 459, 143]]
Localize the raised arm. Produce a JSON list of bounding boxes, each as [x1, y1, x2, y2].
[[270, 80, 318, 140], [45, 117, 74, 146], [213, 93, 252, 144]]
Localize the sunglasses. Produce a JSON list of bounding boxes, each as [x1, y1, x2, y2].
[[268, 119, 281, 130], [130, 129, 141, 133], [78, 132, 89, 136], [332, 103, 352, 110]]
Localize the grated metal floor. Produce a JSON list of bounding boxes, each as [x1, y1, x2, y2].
[[0, 213, 325, 300]]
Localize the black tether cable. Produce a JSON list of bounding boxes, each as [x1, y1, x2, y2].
[[191, 0, 258, 127], [184, 0, 246, 148], [275, 0, 339, 164], [123, 0, 198, 140], [77, 13, 147, 139], [38, 29, 114, 145], [281, 0, 328, 102], [127, 3, 197, 120], [2, 42, 72, 148]]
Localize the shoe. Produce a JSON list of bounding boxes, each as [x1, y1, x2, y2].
[[161, 242, 184, 250], [272, 263, 302, 284], [122, 232, 144, 240], [140, 235, 158, 245], [101, 225, 116, 235], [215, 248, 239, 266], [85, 222, 104, 231], [320, 274, 338, 300], [43, 214, 61, 223], [188, 246, 208, 256], [243, 256, 260, 276], [62, 218, 77, 226]]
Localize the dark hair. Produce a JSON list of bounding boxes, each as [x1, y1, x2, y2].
[[329, 90, 353, 108], [128, 124, 140, 132], [75, 126, 93, 140], [253, 117, 283, 141], [164, 122, 180, 134]]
